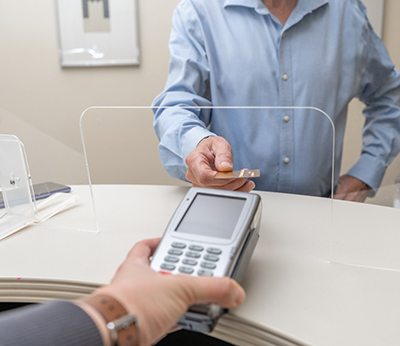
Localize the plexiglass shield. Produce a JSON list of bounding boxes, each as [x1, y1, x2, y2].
[[80, 105, 335, 254], [81, 105, 400, 273], [330, 161, 400, 271]]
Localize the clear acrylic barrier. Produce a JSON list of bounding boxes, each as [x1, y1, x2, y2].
[[0, 106, 98, 236], [80, 106, 335, 255], [329, 98, 400, 271], [79, 107, 182, 186], [0, 135, 37, 239], [331, 180, 400, 271]]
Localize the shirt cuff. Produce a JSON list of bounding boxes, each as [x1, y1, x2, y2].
[[0, 301, 103, 346], [181, 126, 216, 162], [347, 154, 387, 191]]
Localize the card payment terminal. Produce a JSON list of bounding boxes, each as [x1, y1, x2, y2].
[[150, 187, 262, 333]]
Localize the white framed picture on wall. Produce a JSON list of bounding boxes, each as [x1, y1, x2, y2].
[[55, 0, 140, 67]]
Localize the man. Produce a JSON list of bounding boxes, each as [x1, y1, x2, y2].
[[153, 0, 400, 201], [0, 238, 244, 345]]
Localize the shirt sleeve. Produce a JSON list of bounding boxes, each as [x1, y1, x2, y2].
[[348, 4, 400, 190], [0, 301, 103, 346], [153, 0, 215, 180]]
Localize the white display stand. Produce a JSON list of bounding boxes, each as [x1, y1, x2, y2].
[[0, 135, 37, 239]]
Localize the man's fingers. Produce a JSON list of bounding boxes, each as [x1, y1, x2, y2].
[[215, 156, 233, 172], [235, 180, 256, 192], [127, 238, 161, 264], [178, 276, 245, 308], [334, 191, 368, 202], [217, 178, 253, 191], [333, 192, 346, 200], [186, 156, 243, 188], [188, 170, 251, 190], [211, 138, 233, 172], [186, 155, 218, 186], [334, 175, 369, 202], [187, 136, 252, 190]]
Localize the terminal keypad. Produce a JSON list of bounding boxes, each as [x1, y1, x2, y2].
[[185, 251, 201, 259], [159, 242, 222, 277], [200, 262, 216, 270], [168, 249, 183, 256], [182, 258, 198, 266], [164, 255, 179, 263], [161, 263, 176, 271]]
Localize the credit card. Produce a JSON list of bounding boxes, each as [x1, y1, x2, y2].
[[214, 169, 260, 179]]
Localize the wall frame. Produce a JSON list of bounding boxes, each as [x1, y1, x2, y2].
[[55, 0, 140, 67]]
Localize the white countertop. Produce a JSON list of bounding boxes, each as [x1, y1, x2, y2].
[[1, 185, 400, 346]]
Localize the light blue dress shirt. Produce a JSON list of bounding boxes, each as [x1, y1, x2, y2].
[[153, 0, 400, 196]]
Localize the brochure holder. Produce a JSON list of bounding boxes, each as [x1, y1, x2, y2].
[[0, 135, 37, 239]]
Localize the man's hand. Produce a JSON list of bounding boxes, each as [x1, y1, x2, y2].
[[185, 136, 255, 192], [334, 175, 370, 202], [96, 238, 245, 345]]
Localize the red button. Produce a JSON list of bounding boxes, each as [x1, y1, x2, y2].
[[159, 271, 172, 275]]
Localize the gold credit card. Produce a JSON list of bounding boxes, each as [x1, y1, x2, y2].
[[214, 168, 261, 179]]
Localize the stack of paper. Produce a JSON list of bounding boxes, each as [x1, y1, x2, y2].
[[0, 193, 78, 240]]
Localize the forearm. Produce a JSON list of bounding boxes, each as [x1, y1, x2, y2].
[[153, 86, 216, 179], [0, 301, 103, 346], [353, 70, 400, 190], [154, 106, 215, 179], [153, 1, 215, 179]]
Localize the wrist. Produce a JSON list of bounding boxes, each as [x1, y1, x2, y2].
[[80, 293, 140, 346], [197, 135, 211, 147], [75, 300, 112, 346]]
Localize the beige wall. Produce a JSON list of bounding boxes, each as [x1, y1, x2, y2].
[[0, 0, 399, 200], [0, 0, 181, 185]]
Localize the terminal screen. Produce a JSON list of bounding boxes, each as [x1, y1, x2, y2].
[[176, 193, 246, 239]]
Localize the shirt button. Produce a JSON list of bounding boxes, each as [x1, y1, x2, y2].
[[282, 73, 289, 81], [283, 157, 290, 164], [283, 115, 290, 123]]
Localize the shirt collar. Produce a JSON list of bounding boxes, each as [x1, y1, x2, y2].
[[224, 0, 329, 13], [224, 0, 263, 10], [287, 0, 329, 30], [295, 0, 329, 16]]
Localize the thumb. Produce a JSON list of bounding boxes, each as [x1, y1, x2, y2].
[[178, 276, 245, 308], [211, 138, 233, 172]]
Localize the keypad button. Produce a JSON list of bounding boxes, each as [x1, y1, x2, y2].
[[164, 255, 179, 263], [182, 258, 198, 266], [171, 242, 186, 249], [206, 248, 222, 255], [168, 249, 183, 256], [179, 266, 194, 274], [203, 254, 219, 262], [160, 263, 176, 271], [201, 262, 216, 270], [198, 269, 213, 277], [186, 251, 201, 259], [189, 245, 204, 252]]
